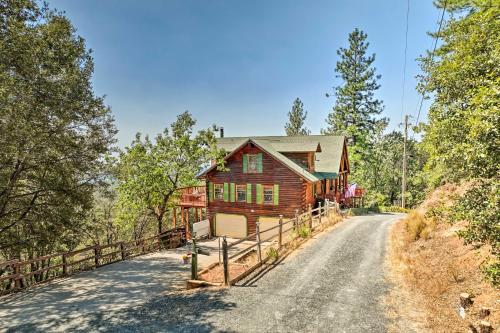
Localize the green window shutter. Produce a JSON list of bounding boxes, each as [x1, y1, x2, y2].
[[257, 153, 263, 173], [256, 184, 263, 204], [208, 182, 213, 202], [223, 183, 229, 202], [273, 184, 279, 205], [246, 183, 252, 203], [242, 154, 248, 173], [230, 183, 235, 202]]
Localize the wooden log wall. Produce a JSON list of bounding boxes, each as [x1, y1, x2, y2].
[[207, 143, 305, 236]]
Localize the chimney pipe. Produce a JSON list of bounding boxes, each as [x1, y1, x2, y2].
[[220, 127, 224, 138]]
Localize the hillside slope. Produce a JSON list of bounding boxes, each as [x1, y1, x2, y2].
[[386, 184, 498, 332]]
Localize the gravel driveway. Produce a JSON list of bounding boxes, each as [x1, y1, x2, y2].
[[1, 213, 401, 332]]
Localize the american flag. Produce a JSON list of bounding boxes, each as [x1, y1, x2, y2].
[[345, 183, 357, 199]]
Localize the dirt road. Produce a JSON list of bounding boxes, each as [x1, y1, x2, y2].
[[1, 213, 401, 332]]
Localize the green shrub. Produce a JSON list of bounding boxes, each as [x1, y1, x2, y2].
[[425, 204, 450, 223], [380, 206, 410, 213], [452, 178, 499, 285], [297, 225, 311, 239], [483, 259, 500, 287], [266, 247, 279, 260]]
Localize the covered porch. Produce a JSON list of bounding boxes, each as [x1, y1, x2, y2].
[[315, 173, 365, 208]]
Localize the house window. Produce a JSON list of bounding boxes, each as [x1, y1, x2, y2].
[[214, 184, 224, 201], [236, 185, 246, 202], [247, 154, 259, 173], [263, 185, 274, 205]]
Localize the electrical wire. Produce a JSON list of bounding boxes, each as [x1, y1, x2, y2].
[[414, 1, 448, 125], [400, 0, 410, 123]]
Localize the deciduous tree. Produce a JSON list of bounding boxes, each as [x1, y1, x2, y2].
[[0, 1, 116, 259], [116, 112, 223, 234], [419, 0, 499, 183]]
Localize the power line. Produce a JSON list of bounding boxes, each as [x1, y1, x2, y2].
[[400, 0, 410, 123], [414, 1, 448, 125], [402, 114, 409, 208]]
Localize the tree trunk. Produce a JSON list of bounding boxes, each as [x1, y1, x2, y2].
[[157, 215, 163, 234]]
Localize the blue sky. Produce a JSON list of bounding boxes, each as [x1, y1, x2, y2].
[[50, 0, 440, 147]]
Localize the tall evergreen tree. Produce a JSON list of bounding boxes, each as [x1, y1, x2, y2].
[[285, 98, 310, 136], [322, 29, 385, 173]]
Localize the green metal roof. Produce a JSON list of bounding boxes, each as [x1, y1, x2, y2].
[[313, 171, 339, 180], [205, 135, 346, 182], [251, 139, 319, 182], [217, 135, 345, 174]]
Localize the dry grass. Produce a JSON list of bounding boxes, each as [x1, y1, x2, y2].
[[386, 183, 499, 332], [406, 210, 436, 241], [198, 250, 258, 284]]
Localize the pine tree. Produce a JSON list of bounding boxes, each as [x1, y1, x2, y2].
[[322, 28, 386, 186], [322, 29, 385, 160], [285, 98, 310, 136]]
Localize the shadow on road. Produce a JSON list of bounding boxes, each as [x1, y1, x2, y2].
[[8, 289, 237, 332], [2, 254, 205, 332]]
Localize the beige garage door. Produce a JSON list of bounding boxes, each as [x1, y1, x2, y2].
[[215, 213, 247, 238]]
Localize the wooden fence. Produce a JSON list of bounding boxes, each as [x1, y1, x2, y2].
[[0, 227, 186, 294], [220, 199, 340, 286]]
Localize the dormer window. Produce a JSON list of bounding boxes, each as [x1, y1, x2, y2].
[[248, 154, 259, 173], [243, 153, 263, 173]]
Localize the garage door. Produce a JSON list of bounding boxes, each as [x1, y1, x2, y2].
[[215, 213, 247, 238]]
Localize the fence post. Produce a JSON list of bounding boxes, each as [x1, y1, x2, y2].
[[218, 237, 221, 264], [256, 222, 262, 263], [325, 199, 330, 218], [294, 209, 299, 230], [308, 204, 313, 229], [14, 261, 21, 289], [278, 215, 283, 249], [191, 237, 198, 280], [318, 202, 322, 225], [222, 236, 229, 287], [120, 242, 126, 260], [62, 254, 67, 275], [208, 215, 212, 239], [94, 245, 99, 268]]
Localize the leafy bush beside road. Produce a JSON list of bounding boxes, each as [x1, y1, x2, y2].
[[451, 178, 499, 286]]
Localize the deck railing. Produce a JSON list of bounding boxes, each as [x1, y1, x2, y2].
[[177, 186, 206, 207], [0, 227, 186, 294]]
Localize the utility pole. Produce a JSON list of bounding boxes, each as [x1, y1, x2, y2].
[[401, 114, 408, 208]]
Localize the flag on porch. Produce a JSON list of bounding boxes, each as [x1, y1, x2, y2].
[[345, 183, 357, 199]]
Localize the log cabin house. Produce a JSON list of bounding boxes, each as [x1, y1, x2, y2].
[[197, 135, 351, 239]]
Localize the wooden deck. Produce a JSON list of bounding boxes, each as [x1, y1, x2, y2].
[[177, 186, 206, 207]]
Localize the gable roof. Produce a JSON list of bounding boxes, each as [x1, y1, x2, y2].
[[200, 135, 347, 182]]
